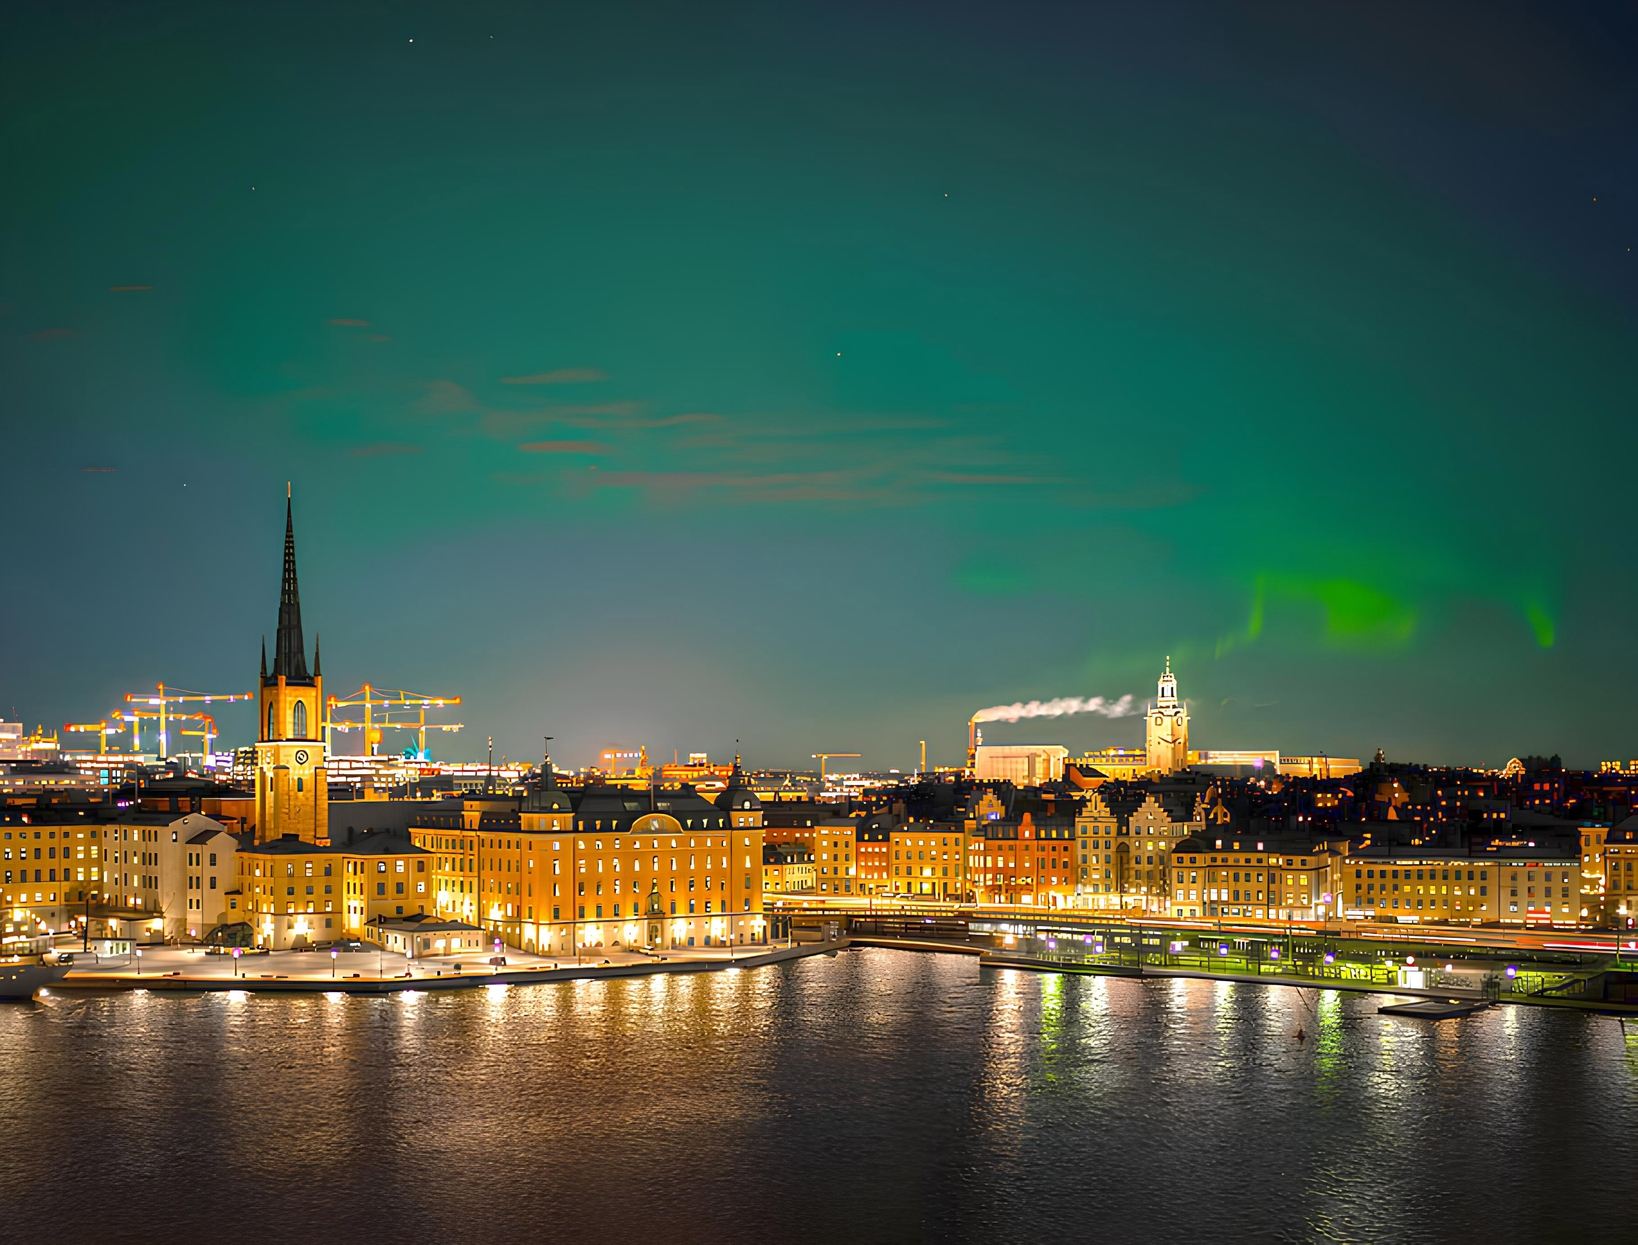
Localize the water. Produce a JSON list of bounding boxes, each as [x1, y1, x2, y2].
[[3, 948, 1633, 1242]]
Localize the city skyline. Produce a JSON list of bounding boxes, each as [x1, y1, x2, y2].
[[4, 3, 1635, 769]]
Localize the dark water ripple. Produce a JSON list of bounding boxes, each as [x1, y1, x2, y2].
[[2, 948, 1634, 1243]]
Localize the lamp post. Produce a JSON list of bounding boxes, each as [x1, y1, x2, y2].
[[134, 947, 142, 977], [330, 947, 338, 978], [232, 945, 242, 978]]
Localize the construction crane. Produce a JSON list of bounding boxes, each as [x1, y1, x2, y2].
[[122, 684, 253, 759], [174, 713, 220, 762], [325, 685, 461, 755], [812, 752, 862, 783], [373, 711, 465, 760], [112, 707, 216, 757], [62, 721, 121, 753]]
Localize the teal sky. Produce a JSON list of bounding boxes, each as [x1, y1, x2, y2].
[[3, 2, 1634, 769]]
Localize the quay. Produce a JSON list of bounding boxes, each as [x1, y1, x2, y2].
[[821, 909, 1638, 1015], [43, 939, 841, 997]]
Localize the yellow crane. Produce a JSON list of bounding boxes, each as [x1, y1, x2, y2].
[[373, 711, 465, 760], [175, 713, 221, 763], [325, 685, 461, 755], [113, 707, 215, 755], [122, 683, 253, 758], [812, 752, 862, 783], [62, 721, 121, 752]]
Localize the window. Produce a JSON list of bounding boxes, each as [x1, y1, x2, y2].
[[292, 701, 307, 737], [267, 702, 277, 739]]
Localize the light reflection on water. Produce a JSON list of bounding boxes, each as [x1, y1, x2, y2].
[[2, 947, 1634, 1243]]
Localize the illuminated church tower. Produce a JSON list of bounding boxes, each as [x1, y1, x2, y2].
[[254, 485, 328, 845], [1145, 656, 1189, 774]]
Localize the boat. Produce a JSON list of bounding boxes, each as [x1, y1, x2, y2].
[[0, 960, 71, 1000], [0, 934, 73, 1000]]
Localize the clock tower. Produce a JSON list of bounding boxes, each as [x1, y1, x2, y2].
[[254, 485, 328, 845], [1145, 656, 1189, 774]]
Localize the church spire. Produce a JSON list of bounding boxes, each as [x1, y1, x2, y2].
[[271, 483, 311, 683]]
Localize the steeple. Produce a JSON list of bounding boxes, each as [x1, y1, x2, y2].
[[260, 635, 267, 680], [271, 483, 311, 683]]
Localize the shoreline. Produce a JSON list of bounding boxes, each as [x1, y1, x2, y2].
[[45, 940, 843, 996], [850, 936, 1638, 1016]]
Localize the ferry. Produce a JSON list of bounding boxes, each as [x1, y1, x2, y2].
[[0, 935, 72, 1000]]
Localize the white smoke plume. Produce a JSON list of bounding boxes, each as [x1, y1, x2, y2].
[[972, 694, 1137, 725]]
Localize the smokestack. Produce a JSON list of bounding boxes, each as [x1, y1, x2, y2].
[[967, 717, 979, 772]]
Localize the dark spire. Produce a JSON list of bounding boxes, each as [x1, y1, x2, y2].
[[313, 633, 321, 678], [260, 636, 267, 680], [271, 483, 311, 682]]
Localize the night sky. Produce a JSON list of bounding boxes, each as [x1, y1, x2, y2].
[[2, 2, 1633, 770]]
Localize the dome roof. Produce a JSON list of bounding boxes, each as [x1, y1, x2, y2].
[[523, 750, 572, 813], [523, 784, 572, 813], [715, 756, 761, 812]]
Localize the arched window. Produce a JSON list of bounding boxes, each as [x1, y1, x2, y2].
[[267, 702, 277, 740], [292, 701, 307, 738]]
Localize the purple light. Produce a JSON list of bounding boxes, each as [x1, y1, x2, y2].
[[1505, 965, 1518, 979], [1270, 948, 1280, 960], [1217, 944, 1228, 956], [1323, 952, 1335, 964]]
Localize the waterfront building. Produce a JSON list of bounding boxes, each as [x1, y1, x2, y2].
[[407, 755, 766, 953], [0, 805, 239, 943], [889, 821, 965, 898], [854, 817, 891, 895], [1074, 783, 1206, 912], [966, 811, 1076, 906], [1603, 818, 1638, 927], [1337, 840, 1580, 926], [252, 488, 328, 845], [1167, 833, 1346, 921], [763, 842, 816, 894], [235, 829, 436, 948]]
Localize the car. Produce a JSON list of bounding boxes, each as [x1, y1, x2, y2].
[[53, 952, 75, 967], [487, 955, 508, 967]]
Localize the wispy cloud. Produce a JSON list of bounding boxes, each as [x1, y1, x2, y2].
[[26, 327, 75, 341], [350, 441, 423, 458], [500, 368, 607, 385], [327, 317, 371, 327], [477, 402, 667, 438], [582, 466, 898, 505], [415, 379, 481, 415], [925, 471, 1067, 487], [367, 333, 391, 343], [109, 284, 153, 293], [519, 439, 609, 455], [80, 465, 118, 473]]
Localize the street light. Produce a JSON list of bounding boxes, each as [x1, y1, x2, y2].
[[331, 947, 339, 978], [232, 945, 242, 978], [134, 947, 143, 976]]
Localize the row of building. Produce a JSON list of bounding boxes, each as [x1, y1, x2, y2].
[[753, 776, 1638, 928]]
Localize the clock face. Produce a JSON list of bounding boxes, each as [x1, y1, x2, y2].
[[294, 749, 310, 765]]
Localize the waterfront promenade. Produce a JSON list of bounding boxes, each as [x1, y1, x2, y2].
[[49, 939, 836, 995]]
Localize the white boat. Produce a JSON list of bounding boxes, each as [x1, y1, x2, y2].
[[0, 959, 71, 1000]]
